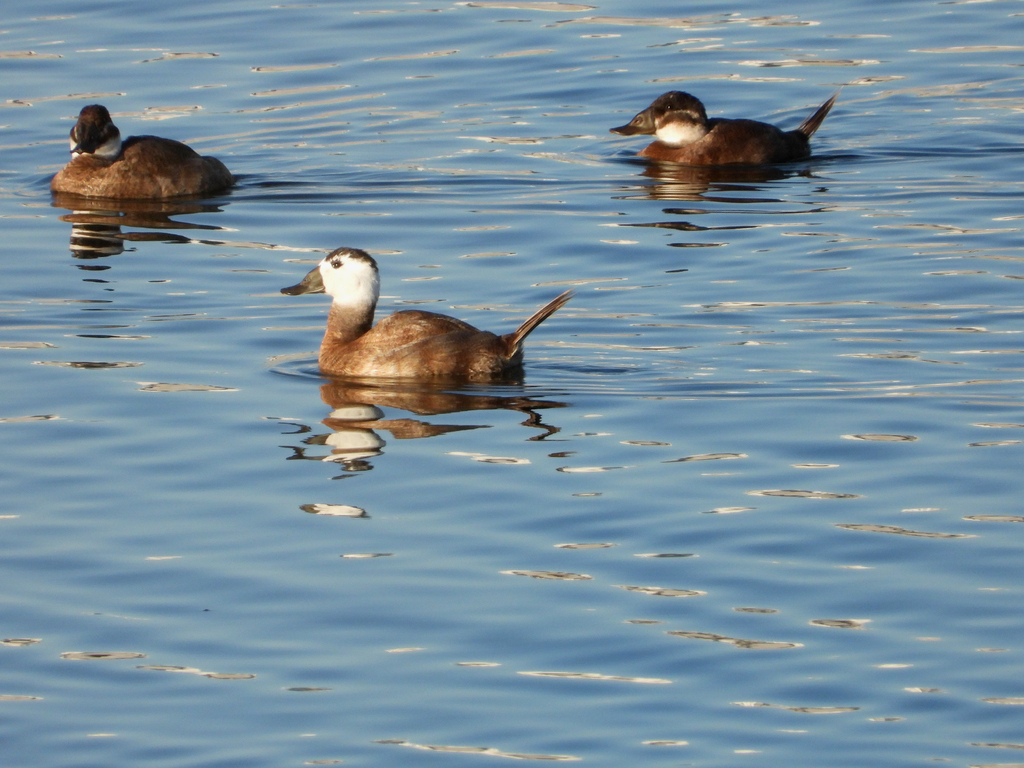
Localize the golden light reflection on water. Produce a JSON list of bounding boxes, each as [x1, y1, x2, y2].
[[810, 619, 871, 629], [634, 552, 695, 558], [616, 585, 704, 597], [463, 1, 596, 10], [518, 671, 670, 684], [138, 52, 220, 64], [734, 701, 859, 714], [749, 489, 861, 499], [251, 64, 340, 73], [667, 631, 802, 650], [503, 570, 592, 580], [969, 740, 1024, 750], [448, 451, 531, 464], [377, 738, 581, 761], [836, 524, 975, 539], [340, 552, 392, 559], [665, 451, 747, 462], [61, 652, 146, 660], [842, 433, 917, 441], [138, 665, 256, 680], [553, 14, 818, 30], [136, 382, 237, 392]]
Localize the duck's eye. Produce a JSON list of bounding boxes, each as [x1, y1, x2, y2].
[[329, 255, 344, 269]]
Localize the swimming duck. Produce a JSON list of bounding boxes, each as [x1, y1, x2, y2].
[[281, 247, 573, 379], [50, 105, 234, 199], [611, 91, 838, 165]]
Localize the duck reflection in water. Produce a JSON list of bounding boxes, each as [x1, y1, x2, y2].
[[51, 193, 231, 263], [280, 379, 568, 473], [614, 160, 825, 203]]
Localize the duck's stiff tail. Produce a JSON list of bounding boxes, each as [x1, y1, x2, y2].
[[797, 91, 839, 138], [507, 289, 574, 350]]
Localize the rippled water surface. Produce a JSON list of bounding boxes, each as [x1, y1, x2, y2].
[[4, 1, 1024, 766]]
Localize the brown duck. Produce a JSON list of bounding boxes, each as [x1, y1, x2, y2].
[[51, 104, 234, 199], [282, 247, 573, 379], [611, 91, 838, 165]]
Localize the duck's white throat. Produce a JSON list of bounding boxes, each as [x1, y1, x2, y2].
[[70, 134, 122, 159], [653, 120, 708, 147]]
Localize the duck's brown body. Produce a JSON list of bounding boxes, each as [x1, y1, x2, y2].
[[637, 118, 816, 165], [318, 306, 540, 378], [51, 135, 234, 199]]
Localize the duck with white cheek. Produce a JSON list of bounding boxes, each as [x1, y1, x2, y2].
[[281, 248, 573, 380], [611, 91, 838, 166]]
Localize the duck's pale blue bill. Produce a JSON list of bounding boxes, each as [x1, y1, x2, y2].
[[281, 265, 325, 296], [610, 107, 657, 136], [611, 122, 644, 135]]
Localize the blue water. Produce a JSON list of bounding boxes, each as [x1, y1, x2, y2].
[[3, 1, 1024, 766]]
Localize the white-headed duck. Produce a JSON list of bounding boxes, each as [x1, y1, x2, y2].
[[282, 247, 573, 379]]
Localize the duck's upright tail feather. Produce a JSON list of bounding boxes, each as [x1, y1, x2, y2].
[[507, 289, 574, 351], [797, 91, 840, 138]]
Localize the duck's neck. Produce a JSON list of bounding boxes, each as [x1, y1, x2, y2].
[[323, 300, 375, 347]]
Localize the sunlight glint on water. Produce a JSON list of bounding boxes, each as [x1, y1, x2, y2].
[[2, 1, 1024, 766]]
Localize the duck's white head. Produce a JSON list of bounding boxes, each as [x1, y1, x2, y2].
[[281, 247, 380, 310]]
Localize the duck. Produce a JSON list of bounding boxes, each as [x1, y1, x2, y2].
[[611, 91, 838, 165], [281, 247, 573, 379], [50, 105, 234, 199]]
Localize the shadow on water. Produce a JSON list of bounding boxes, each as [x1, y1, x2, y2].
[[278, 377, 569, 472]]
